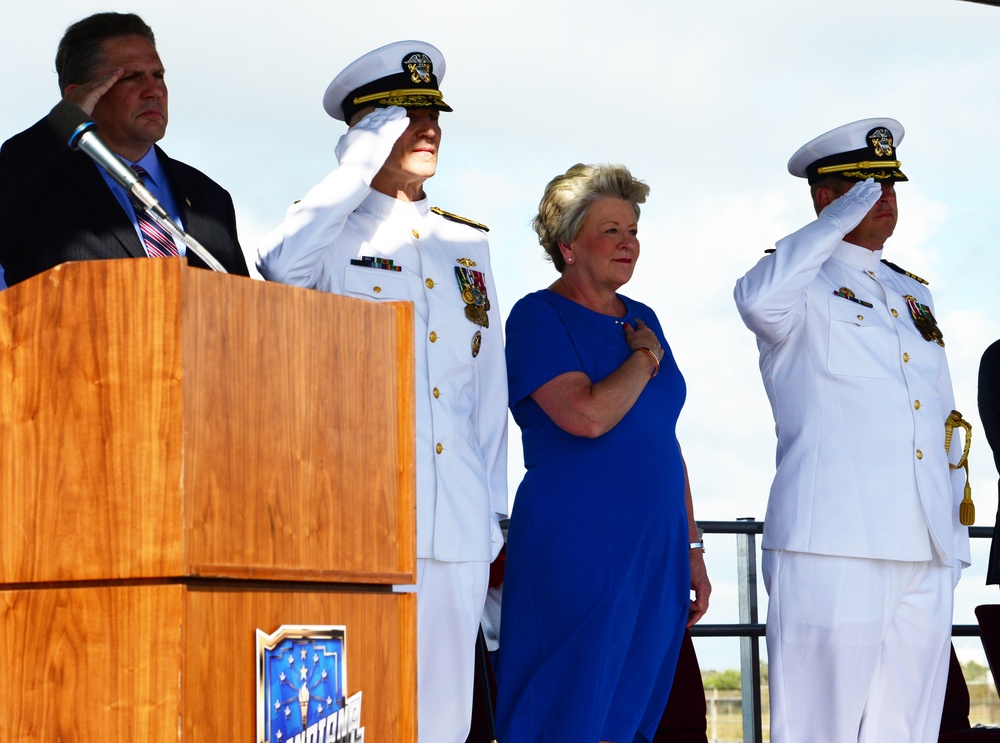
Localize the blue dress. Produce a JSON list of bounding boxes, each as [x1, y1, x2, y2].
[[495, 289, 690, 743]]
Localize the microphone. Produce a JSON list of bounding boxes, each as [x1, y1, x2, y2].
[[46, 100, 227, 273], [48, 100, 172, 221]]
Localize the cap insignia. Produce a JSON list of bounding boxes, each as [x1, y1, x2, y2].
[[403, 53, 433, 84], [869, 127, 894, 157]]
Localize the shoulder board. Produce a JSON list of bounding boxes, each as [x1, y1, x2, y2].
[[431, 207, 489, 232], [764, 248, 775, 254], [881, 259, 929, 285]]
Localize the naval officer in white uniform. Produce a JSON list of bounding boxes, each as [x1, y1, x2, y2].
[[734, 119, 970, 743], [257, 41, 507, 743]]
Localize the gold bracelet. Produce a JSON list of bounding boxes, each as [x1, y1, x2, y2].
[[636, 347, 660, 378]]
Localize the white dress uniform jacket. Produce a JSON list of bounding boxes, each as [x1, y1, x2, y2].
[[734, 216, 970, 567], [258, 164, 508, 562]]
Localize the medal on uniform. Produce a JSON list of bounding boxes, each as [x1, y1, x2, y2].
[[455, 265, 490, 328], [833, 286, 873, 308], [903, 294, 945, 346], [351, 255, 402, 271]]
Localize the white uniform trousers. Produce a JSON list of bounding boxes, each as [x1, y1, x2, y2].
[[416, 557, 490, 743], [763, 550, 954, 743]]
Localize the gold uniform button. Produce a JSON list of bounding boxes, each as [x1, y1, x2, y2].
[[916, 449, 923, 460], [891, 308, 899, 317], [412, 229, 420, 239], [868, 270, 875, 277], [914, 400, 921, 410], [435, 443, 443, 455], [429, 331, 438, 343], [433, 387, 441, 399], [857, 315, 864, 321], [373, 286, 381, 294], [903, 352, 910, 363], [425, 278, 435, 289]]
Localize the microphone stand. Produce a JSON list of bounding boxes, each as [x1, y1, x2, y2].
[[50, 100, 228, 274]]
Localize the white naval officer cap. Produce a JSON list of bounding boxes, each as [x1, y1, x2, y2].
[[787, 118, 908, 185], [323, 40, 452, 123]]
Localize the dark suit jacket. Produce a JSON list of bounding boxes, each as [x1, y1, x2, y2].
[[978, 339, 1000, 585], [0, 116, 249, 285]]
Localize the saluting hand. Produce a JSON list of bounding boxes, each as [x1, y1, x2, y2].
[[335, 105, 409, 177], [819, 177, 883, 236], [62, 67, 124, 117]]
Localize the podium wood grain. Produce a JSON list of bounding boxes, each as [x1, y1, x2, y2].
[[0, 583, 416, 741], [0, 258, 416, 584], [0, 259, 418, 740], [0, 585, 182, 741]]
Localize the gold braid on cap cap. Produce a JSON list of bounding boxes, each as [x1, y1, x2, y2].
[[816, 159, 902, 175], [838, 170, 898, 181], [353, 88, 446, 107]]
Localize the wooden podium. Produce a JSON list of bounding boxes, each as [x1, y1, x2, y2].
[[0, 259, 417, 741]]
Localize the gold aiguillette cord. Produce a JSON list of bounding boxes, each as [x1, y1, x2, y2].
[[944, 410, 974, 526]]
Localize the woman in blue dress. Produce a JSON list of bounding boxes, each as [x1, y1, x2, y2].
[[495, 163, 711, 743]]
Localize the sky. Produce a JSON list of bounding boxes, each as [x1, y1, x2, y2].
[[4, 0, 1000, 674]]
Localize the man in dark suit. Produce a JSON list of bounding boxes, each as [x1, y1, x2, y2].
[[978, 340, 1000, 587], [0, 12, 249, 286]]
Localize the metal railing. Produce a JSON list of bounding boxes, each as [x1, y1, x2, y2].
[[688, 518, 995, 743]]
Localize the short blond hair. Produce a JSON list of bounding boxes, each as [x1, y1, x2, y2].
[[532, 163, 649, 272]]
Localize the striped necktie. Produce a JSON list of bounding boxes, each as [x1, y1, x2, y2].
[[130, 164, 178, 257]]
